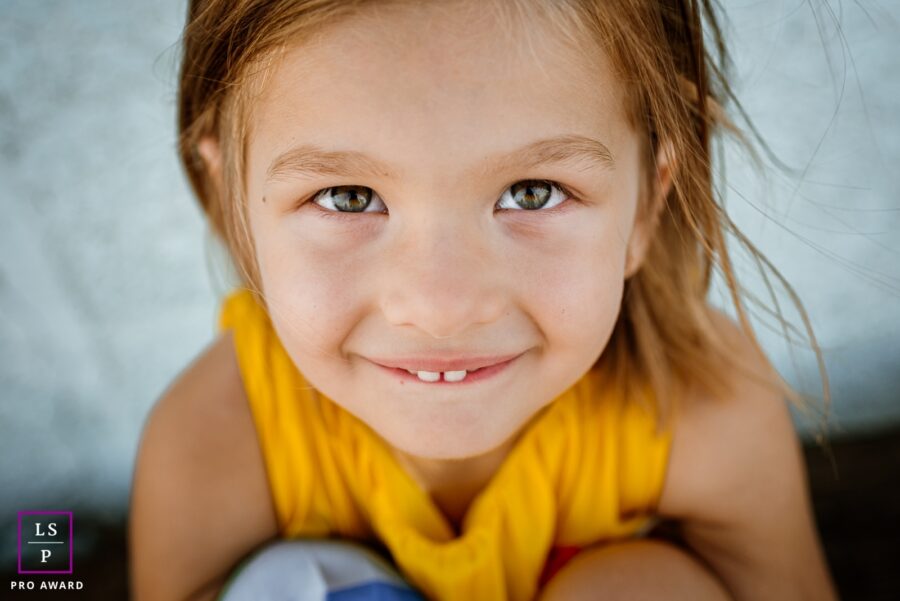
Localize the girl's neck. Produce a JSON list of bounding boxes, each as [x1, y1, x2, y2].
[[389, 434, 521, 533]]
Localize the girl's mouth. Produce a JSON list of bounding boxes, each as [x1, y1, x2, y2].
[[371, 354, 522, 386]]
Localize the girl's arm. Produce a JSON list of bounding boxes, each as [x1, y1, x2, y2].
[[657, 312, 839, 601], [129, 332, 279, 601]]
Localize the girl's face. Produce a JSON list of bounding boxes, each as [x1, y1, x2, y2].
[[241, 2, 658, 460]]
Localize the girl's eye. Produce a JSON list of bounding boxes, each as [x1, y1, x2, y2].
[[496, 180, 569, 211], [308, 179, 570, 217], [311, 185, 387, 214]]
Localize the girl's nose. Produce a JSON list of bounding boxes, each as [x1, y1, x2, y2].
[[378, 219, 507, 340]]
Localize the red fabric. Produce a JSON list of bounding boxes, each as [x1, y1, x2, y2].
[[537, 545, 582, 589]]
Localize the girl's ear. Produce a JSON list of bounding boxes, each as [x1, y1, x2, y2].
[[197, 135, 223, 181], [196, 135, 227, 208], [624, 140, 676, 278]]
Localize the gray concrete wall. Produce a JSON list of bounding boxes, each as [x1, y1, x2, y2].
[[1, 0, 897, 545]]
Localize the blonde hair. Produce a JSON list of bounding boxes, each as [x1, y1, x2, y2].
[[176, 0, 830, 440]]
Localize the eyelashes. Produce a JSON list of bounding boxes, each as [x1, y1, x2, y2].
[[311, 185, 385, 215], [304, 179, 578, 221], [497, 180, 571, 211]]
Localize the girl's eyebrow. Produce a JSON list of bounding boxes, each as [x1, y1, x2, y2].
[[265, 134, 615, 184]]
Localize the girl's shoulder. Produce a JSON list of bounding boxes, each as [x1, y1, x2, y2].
[[656, 307, 792, 521], [653, 309, 833, 597], [130, 331, 278, 599]]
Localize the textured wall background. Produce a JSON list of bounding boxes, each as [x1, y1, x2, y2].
[[1, 0, 898, 553]]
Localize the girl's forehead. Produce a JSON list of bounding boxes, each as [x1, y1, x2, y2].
[[246, 1, 630, 177]]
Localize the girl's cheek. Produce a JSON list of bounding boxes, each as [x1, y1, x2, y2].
[[524, 234, 624, 329], [253, 221, 365, 349]]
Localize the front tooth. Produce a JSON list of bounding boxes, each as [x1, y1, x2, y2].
[[443, 370, 467, 382], [415, 370, 441, 382]]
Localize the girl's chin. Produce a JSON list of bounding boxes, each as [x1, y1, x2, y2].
[[378, 434, 490, 461], [377, 420, 522, 463], [390, 442, 500, 462]]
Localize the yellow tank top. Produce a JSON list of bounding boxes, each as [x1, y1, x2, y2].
[[219, 288, 673, 601]]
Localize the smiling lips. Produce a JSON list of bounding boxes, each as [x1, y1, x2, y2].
[[368, 353, 523, 385]]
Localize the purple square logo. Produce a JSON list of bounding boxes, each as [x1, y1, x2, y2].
[[17, 511, 73, 574]]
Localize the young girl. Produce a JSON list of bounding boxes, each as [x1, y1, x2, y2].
[[129, 1, 839, 599]]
